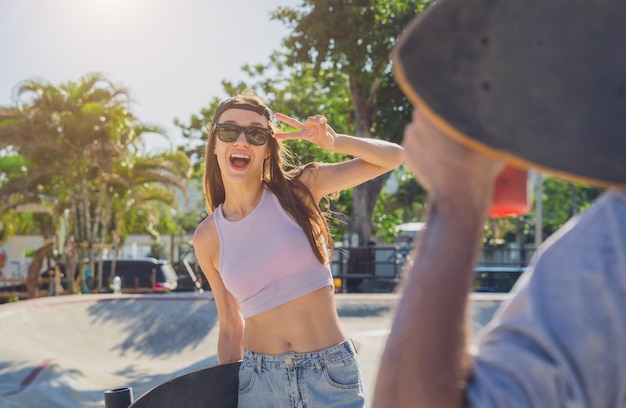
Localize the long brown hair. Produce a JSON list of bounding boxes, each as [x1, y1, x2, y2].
[[203, 95, 333, 264]]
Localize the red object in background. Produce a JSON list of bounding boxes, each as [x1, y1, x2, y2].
[[489, 165, 531, 218]]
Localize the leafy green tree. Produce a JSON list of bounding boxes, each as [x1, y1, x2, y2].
[[483, 175, 604, 249], [0, 153, 37, 243], [538, 176, 604, 239], [147, 241, 168, 260], [270, 0, 432, 244], [1, 73, 191, 291], [177, 2, 428, 244], [91, 150, 190, 289]]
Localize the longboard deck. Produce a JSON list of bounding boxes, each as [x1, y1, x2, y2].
[[392, 0, 626, 188], [129, 361, 241, 408]]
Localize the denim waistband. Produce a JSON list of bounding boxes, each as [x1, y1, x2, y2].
[[242, 339, 357, 370]]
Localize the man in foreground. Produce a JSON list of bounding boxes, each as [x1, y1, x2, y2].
[[373, 0, 626, 406]]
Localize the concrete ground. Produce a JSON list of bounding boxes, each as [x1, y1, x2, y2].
[[0, 292, 507, 407]]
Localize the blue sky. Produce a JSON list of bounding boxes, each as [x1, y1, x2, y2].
[[0, 0, 299, 152]]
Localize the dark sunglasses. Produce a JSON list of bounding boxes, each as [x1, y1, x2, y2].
[[215, 123, 272, 146]]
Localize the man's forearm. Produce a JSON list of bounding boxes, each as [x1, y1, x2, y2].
[[373, 193, 491, 408]]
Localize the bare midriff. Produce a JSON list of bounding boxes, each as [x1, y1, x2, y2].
[[242, 286, 347, 354]]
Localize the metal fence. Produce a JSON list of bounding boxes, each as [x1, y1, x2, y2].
[[479, 245, 536, 267], [331, 245, 406, 293], [331, 244, 536, 293], [1, 244, 536, 301]]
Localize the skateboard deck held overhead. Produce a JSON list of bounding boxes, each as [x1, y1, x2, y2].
[[392, 0, 626, 188], [129, 362, 241, 408]]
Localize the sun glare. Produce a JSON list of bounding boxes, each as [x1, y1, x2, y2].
[[68, 0, 146, 26], [80, 0, 134, 12]]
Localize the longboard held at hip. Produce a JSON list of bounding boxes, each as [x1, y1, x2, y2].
[[129, 361, 241, 408]]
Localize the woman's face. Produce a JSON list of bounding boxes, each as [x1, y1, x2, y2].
[[213, 108, 271, 183]]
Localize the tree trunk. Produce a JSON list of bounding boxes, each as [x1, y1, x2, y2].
[[81, 178, 93, 242], [348, 76, 386, 245], [92, 186, 107, 243], [351, 175, 390, 244], [26, 242, 54, 299], [65, 242, 78, 294]]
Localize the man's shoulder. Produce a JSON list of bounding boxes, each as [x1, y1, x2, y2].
[[604, 188, 626, 205]]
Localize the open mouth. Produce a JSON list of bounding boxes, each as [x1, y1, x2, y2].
[[230, 153, 251, 169]]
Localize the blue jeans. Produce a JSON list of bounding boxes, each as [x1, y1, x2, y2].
[[238, 339, 368, 407]]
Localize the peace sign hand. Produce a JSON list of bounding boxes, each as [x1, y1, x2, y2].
[[274, 113, 337, 151]]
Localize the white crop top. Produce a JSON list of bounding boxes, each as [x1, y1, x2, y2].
[[213, 187, 334, 318]]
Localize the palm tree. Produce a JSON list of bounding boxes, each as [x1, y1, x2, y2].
[[0, 73, 192, 293], [91, 150, 191, 290]]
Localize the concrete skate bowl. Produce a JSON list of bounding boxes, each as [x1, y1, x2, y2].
[[0, 294, 220, 408], [0, 292, 505, 407]]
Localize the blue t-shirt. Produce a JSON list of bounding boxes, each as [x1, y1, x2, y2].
[[467, 189, 626, 407]]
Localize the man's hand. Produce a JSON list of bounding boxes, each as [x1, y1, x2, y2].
[[403, 107, 504, 205]]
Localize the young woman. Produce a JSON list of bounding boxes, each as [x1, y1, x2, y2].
[[193, 94, 403, 407]]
